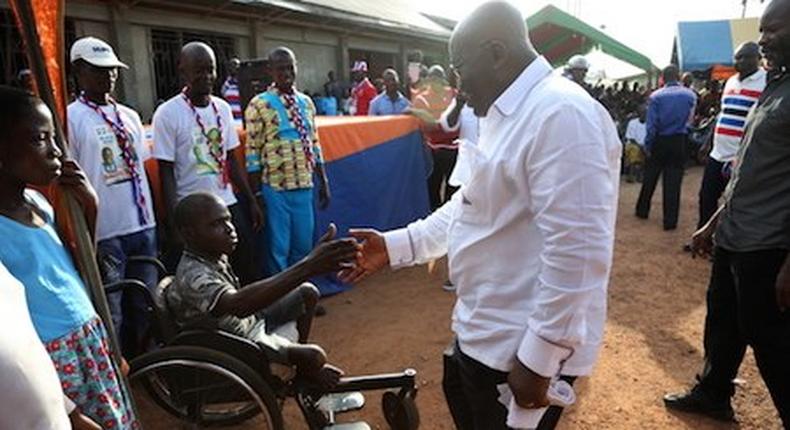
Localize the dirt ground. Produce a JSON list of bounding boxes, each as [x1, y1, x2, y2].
[[135, 167, 783, 429]]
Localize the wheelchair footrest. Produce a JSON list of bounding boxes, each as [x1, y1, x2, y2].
[[317, 391, 365, 415], [324, 422, 371, 430]]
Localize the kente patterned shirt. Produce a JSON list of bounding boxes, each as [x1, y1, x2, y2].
[[245, 87, 324, 191]]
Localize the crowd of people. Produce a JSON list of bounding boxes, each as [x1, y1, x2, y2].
[[1, 0, 789, 429]]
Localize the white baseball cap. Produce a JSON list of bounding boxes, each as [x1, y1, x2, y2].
[[567, 54, 590, 70], [70, 37, 128, 69], [352, 60, 368, 72]]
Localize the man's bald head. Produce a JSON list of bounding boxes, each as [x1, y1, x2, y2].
[[179, 42, 217, 98], [382, 68, 400, 95], [450, 1, 531, 56], [181, 42, 215, 66], [662, 64, 680, 83], [734, 41, 762, 76], [759, 0, 790, 69], [449, 1, 537, 117], [268, 46, 296, 63], [175, 192, 225, 232], [268, 46, 298, 93], [175, 192, 238, 256]]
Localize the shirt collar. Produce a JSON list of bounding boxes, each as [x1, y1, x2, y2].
[[665, 81, 681, 87], [491, 56, 553, 117], [183, 249, 227, 268], [740, 68, 766, 82]]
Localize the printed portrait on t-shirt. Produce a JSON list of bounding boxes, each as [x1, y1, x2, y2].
[[95, 125, 138, 186], [192, 126, 224, 176]]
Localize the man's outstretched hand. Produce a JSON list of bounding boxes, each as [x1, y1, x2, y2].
[[338, 228, 389, 283], [304, 224, 361, 275]]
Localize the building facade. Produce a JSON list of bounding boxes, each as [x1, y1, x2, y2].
[[1, 0, 450, 119]]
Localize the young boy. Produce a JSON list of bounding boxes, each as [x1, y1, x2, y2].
[[167, 192, 358, 385]]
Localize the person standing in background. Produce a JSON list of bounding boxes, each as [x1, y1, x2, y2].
[[350, 61, 377, 116], [635, 64, 697, 231], [221, 57, 243, 127], [696, 42, 765, 230], [369, 69, 410, 116], [245, 47, 330, 276]]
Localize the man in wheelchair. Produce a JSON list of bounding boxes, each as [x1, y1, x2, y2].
[[167, 192, 359, 389]]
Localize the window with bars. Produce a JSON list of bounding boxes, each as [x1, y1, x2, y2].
[[1, 8, 76, 88], [151, 28, 237, 102]]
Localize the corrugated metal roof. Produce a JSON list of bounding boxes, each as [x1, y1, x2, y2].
[[235, 0, 451, 39]]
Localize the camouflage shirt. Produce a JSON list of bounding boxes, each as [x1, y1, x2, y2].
[[167, 251, 256, 337]]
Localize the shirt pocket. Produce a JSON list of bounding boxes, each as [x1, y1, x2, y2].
[[455, 146, 493, 225]]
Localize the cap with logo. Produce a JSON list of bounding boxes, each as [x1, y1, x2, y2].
[[70, 37, 129, 69], [351, 60, 368, 72]]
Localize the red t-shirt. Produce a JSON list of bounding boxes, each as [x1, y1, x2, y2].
[[352, 78, 378, 116]]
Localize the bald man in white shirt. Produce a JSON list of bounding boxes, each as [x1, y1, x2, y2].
[[340, 2, 621, 429]]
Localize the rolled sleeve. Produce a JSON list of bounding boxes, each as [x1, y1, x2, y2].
[[383, 228, 415, 269], [63, 395, 76, 415], [439, 98, 461, 133], [517, 328, 574, 377]]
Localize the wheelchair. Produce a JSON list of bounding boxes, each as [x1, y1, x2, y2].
[[112, 257, 420, 429]]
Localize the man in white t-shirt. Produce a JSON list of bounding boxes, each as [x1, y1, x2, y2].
[[0, 262, 99, 430], [154, 42, 263, 284], [696, 42, 766, 229], [67, 37, 157, 357], [623, 104, 648, 182]]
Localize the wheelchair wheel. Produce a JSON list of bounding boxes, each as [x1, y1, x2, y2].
[[382, 390, 419, 430], [130, 345, 284, 429]]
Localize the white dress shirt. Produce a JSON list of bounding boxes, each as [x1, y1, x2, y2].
[[383, 56, 621, 378], [440, 98, 480, 187]]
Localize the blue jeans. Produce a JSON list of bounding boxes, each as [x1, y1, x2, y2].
[[261, 185, 315, 275], [97, 227, 158, 356]]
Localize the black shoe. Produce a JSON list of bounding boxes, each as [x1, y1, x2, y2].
[[663, 386, 735, 422], [664, 225, 677, 231], [636, 213, 648, 220], [315, 304, 327, 317]]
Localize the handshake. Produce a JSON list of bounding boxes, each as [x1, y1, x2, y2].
[[304, 225, 389, 283]]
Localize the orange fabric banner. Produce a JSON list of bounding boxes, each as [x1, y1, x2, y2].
[[143, 116, 422, 221]]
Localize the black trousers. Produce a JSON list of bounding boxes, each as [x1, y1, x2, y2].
[[697, 157, 728, 229], [428, 148, 458, 210], [163, 201, 260, 284], [698, 247, 790, 426], [442, 341, 575, 430], [635, 134, 687, 229]]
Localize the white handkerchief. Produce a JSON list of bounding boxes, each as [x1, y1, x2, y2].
[[497, 379, 576, 430]]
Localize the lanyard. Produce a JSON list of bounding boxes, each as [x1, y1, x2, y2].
[[276, 86, 315, 169], [181, 89, 229, 186], [79, 93, 149, 225]]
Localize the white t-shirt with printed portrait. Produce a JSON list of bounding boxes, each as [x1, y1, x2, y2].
[[152, 95, 239, 206], [67, 101, 156, 241]]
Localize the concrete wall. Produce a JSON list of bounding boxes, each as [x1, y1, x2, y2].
[[11, 0, 448, 119]]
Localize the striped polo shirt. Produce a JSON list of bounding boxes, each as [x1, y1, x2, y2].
[[221, 77, 243, 127], [710, 68, 767, 162]]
